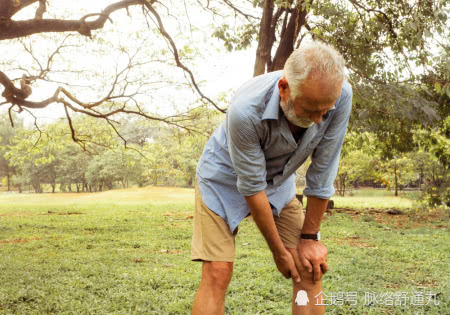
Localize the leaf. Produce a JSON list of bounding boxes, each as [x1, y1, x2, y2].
[[434, 82, 441, 93]]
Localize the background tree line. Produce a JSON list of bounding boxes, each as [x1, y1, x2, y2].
[[0, 108, 221, 193], [1, 110, 448, 207]]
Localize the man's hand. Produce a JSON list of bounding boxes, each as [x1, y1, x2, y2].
[[296, 239, 328, 283], [244, 191, 303, 283], [273, 248, 301, 283]]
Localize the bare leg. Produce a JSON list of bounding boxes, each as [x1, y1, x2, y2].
[[192, 261, 233, 315], [288, 248, 325, 315]]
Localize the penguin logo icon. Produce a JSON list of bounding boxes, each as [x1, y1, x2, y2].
[[295, 290, 309, 306]]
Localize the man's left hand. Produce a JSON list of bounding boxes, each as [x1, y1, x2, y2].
[[296, 239, 329, 283]]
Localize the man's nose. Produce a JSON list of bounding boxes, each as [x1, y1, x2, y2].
[[310, 112, 327, 124]]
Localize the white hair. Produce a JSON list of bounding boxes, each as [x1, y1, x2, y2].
[[283, 41, 345, 99]]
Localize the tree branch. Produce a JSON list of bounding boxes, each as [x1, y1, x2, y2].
[[223, 0, 258, 21], [348, 0, 397, 39], [143, 2, 225, 113], [10, 0, 39, 18], [0, 0, 223, 141], [0, 71, 31, 100], [0, 0, 145, 40], [35, 0, 47, 19]]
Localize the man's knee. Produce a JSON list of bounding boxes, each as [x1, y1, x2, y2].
[[296, 269, 320, 290], [286, 248, 322, 290], [201, 261, 233, 291]]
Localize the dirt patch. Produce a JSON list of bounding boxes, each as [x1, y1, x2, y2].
[[334, 235, 377, 248], [0, 235, 63, 245], [163, 212, 192, 220], [40, 211, 85, 216], [334, 208, 449, 230], [147, 249, 186, 255], [411, 279, 440, 288], [0, 211, 34, 217], [0, 211, 85, 217], [334, 208, 385, 216], [0, 237, 42, 244]]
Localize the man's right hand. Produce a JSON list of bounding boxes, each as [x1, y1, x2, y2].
[[244, 191, 301, 283], [273, 248, 301, 283]]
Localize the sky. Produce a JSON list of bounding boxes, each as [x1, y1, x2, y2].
[[0, 0, 257, 125]]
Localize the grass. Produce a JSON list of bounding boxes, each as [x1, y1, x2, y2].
[[0, 187, 448, 314], [297, 187, 420, 209]]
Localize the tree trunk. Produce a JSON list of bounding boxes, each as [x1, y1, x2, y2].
[[52, 184, 55, 193], [394, 159, 398, 197], [7, 172, 10, 191], [270, 5, 307, 71], [343, 175, 346, 196], [254, 0, 309, 76], [253, 0, 274, 76]]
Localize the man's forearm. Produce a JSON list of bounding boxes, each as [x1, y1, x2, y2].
[[301, 196, 328, 234], [244, 190, 285, 256]]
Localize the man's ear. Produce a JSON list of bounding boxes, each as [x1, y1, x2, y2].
[[278, 77, 290, 101]]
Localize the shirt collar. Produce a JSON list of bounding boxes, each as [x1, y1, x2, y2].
[[262, 79, 281, 120]]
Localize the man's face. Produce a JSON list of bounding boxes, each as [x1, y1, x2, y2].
[[280, 77, 343, 127], [280, 97, 315, 128]]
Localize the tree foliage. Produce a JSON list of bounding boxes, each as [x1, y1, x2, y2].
[[205, 0, 448, 149], [0, 110, 219, 192]]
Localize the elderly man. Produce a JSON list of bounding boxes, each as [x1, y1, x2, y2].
[[191, 41, 352, 315]]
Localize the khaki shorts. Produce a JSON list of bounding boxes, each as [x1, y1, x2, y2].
[[191, 183, 305, 262]]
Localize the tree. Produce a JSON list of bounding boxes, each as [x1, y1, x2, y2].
[[375, 155, 418, 197], [208, 0, 448, 146], [5, 122, 65, 192], [0, 0, 224, 148], [56, 143, 90, 192], [0, 113, 23, 190], [335, 150, 376, 196], [413, 116, 450, 205]]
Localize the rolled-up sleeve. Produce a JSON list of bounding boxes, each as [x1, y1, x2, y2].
[[226, 107, 267, 196], [304, 83, 353, 199]]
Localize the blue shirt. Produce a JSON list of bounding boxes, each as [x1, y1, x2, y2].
[[196, 70, 352, 233]]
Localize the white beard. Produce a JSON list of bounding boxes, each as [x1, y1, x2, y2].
[[280, 98, 314, 128]]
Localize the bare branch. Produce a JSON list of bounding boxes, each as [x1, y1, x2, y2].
[[144, 3, 225, 113], [0, 70, 32, 100], [35, 0, 47, 19], [10, 0, 39, 18], [21, 107, 44, 148], [348, 0, 397, 39], [223, 0, 258, 21], [0, 0, 222, 144], [0, 0, 151, 40], [8, 105, 15, 127], [63, 103, 77, 142]]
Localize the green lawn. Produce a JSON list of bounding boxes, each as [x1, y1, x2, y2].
[[0, 187, 448, 314]]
